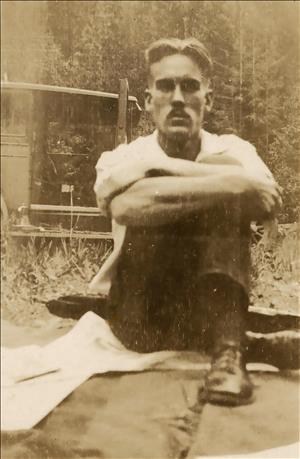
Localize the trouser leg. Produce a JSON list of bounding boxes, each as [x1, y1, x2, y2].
[[107, 272, 176, 352], [196, 274, 248, 352], [107, 209, 251, 353]]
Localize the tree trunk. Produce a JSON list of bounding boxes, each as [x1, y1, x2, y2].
[[238, 2, 243, 135]]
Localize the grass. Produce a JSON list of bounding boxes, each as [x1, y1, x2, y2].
[[252, 224, 299, 277], [1, 236, 112, 325], [1, 224, 299, 326], [250, 223, 299, 313]]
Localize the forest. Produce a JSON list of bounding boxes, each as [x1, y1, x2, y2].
[[2, 0, 299, 223]]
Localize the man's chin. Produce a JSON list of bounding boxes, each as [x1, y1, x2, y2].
[[165, 127, 190, 142]]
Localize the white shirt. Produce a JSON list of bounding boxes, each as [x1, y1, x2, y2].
[[88, 129, 273, 295]]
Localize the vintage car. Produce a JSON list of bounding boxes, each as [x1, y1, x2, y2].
[[1, 80, 141, 238]]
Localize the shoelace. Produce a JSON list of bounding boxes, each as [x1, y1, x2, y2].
[[212, 347, 243, 374]]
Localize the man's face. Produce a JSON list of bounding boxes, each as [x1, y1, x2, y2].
[[145, 54, 213, 141]]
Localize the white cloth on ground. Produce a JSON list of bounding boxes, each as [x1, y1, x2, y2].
[[1, 311, 278, 431]]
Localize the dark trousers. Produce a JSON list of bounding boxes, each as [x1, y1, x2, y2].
[[107, 207, 251, 353]]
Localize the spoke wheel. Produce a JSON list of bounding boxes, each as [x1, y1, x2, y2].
[[251, 220, 278, 246], [1, 194, 9, 255], [251, 222, 265, 244]]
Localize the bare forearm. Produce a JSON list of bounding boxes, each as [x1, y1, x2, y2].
[[95, 155, 243, 208], [111, 171, 281, 226], [111, 175, 243, 226]]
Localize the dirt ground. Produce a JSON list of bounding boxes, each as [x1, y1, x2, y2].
[[1, 314, 299, 459], [1, 229, 299, 458]]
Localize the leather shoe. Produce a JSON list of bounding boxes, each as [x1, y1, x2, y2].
[[206, 342, 254, 406]]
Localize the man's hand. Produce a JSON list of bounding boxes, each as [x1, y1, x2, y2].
[[230, 172, 282, 220]]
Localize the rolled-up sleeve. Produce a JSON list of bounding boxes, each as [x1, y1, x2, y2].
[[94, 140, 154, 215], [94, 146, 129, 215], [221, 135, 275, 183]]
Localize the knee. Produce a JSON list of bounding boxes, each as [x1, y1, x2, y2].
[[199, 274, 249, 309]]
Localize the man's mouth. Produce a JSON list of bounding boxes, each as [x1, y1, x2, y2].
[[168, 112, 190, 126]]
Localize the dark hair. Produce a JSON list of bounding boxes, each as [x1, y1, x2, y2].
[[145, 38, 213, 80]]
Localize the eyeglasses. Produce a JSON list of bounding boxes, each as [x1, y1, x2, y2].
[[155, 78, 201, 93]]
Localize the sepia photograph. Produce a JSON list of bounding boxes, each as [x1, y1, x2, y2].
[[1, 1, 299, 458]]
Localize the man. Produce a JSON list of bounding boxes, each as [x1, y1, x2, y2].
[[89, 38, 281, 406]]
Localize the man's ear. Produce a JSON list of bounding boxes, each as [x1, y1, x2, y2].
[[145, 89, 152, 113], [205, 88, 213, 113]]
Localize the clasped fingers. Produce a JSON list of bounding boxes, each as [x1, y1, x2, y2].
[[256, 179, 282, 217]]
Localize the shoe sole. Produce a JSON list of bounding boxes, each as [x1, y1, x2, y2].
[[207, 390, 255, 407]]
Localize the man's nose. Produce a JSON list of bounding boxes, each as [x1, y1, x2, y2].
[[171, 84, 185, 104]]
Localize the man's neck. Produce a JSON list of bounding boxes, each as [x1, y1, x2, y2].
[[158, 132, 201, 161]]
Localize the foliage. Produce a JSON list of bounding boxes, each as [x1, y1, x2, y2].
[[250, 224, 299, 312], [2, 1, 299, 222], [267, 124, 300, 223]]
